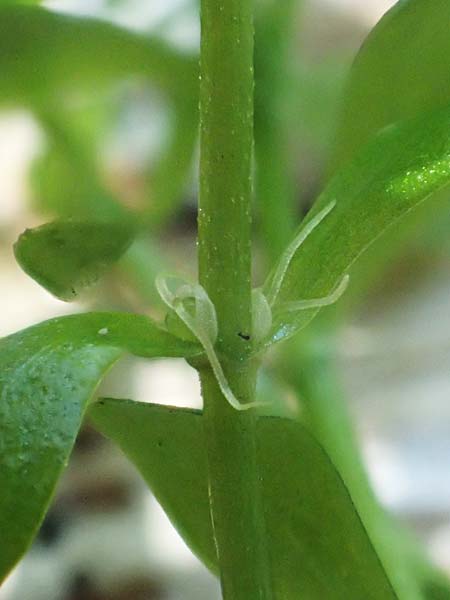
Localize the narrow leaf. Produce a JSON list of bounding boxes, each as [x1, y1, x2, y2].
[[90, 399, 396, 598], [0, 312, 199, 582], [269, 105, 450, 343], [14, 220, 137, 301], [331, 0, 450, 170]]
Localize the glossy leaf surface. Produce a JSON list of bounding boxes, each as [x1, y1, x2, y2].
[[270, 105, 450, 342], [90, 399, 396, 598], [14, 220, 137, 301], [0, 313, 199, 582], [331, 0, 450, 170]]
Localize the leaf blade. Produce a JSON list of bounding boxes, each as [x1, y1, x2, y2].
[[270, 105, 450, 341], [331, 0, 450, 170], [0, 312, 199, 582], [90, 398, 397, 598], [14, 220, 137, 301]]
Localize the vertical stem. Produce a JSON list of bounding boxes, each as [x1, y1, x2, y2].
[[199, 0, 252, 350], [198, 0, 272, 598], [199, 367, 272, 599]]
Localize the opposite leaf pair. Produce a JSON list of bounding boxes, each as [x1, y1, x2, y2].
[[4, 100, 450, 587], [3, 0, 450, 594]]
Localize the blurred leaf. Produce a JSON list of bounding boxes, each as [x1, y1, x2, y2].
[[0, 5, 197, 106], [254, 0, 300, 259], [30, 114, 126, 222], [91, 398, 397, 598], [331, 0, 450, 171], [0, 1, 42, 4], [269, 105, 450, 342], [0, 312, 199, 583], [33, 96, 198, 229], [146, 96, 198, 227], [281, 328, 449, 599], [30, 112, 171, 306], [14, 220, 137, 301]]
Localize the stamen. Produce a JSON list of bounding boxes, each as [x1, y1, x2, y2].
[[156, 274, 264, 411]]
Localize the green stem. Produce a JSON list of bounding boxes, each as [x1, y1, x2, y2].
[[200, 366, 272, 598], [199, 1, 253, 348], [198, 0, 272, 597]]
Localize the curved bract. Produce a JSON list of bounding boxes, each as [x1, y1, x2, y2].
[[0, 312, 199, 582], [157, 276, 264, 411]]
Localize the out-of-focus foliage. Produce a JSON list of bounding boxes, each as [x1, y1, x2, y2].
[[0, 5, 196, 105], [331, 0, 450, 171]]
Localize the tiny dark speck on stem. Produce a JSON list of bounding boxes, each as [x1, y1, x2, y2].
[[238, 332, 251, 340]]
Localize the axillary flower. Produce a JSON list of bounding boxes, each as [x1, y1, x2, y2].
[[157, 200, 349, 411]]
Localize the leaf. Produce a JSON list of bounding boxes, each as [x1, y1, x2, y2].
[[145, 96, 199, 228], [0, 312, 199, 582], [29, 113, 172, 306], [0, 5, 197, 106], [30, 112, 129, 222], [268, 105, 450, 343], [90, 399, 397, 598], [0, 1, 42, 4], [14, 220, 137, 301], [331, 0, 450, 170]]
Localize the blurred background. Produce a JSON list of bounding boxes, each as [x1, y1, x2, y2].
[[2, 0, 450, 598]]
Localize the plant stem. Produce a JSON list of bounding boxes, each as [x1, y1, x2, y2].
[[198, 0, 272, 597], [200, 367, 272, 598], [198, 1, 253, 348]]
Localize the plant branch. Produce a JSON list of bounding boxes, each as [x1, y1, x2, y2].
[[198, 0, 272, 597]]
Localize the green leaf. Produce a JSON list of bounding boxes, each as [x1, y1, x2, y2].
[[269, 105, 450, 343], [14, 220, 137, 301], [30, 111, 130, 222], [0, 5, 197, 106], [331, 0, 450, 170], [145, 96, 199, 228], [0, 312, 199, 582], [90, 399, 397, 598], [28, 112, 173, 306], [0, 1, 42, 4]]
